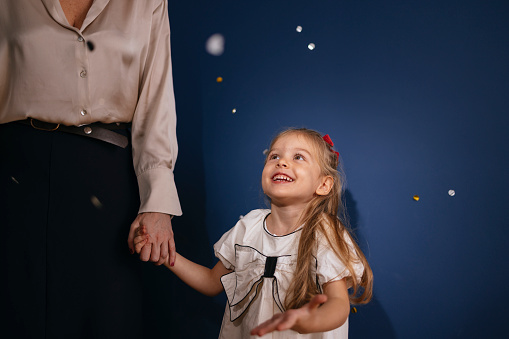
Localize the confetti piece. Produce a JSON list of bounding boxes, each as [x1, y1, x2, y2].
[[296, 26, 303, 33], [239, 215, 244, 219], [216, 76, 223, 83], [263, 149, 269, 155], [91, 195, 103, 209], [11, 176, 19, 184], [413, 195, 420, 201], [232, 108, 237, 114], [448, 190, 455, 196], [86, 41, 94, 51], [351, 307, 357, 313], [205, 33, 225, 56], [308, 43, 316, 50]]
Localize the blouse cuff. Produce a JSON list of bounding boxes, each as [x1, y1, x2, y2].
[[137, 167, 182, 216]]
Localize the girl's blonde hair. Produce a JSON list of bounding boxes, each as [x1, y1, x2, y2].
[[264, 128, 373, 309]]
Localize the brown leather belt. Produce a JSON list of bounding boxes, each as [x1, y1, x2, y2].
[[17, 118, 130, 148]]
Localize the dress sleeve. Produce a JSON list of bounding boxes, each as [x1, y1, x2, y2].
[[213, 226, 238, 271], [213, 210, 268, 270], [131, 0, 182, 216], [316, 232, 365, 289]]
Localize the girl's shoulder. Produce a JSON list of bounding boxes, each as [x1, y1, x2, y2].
[[315, 217, 357, 257], [216, 209, 270, 242]]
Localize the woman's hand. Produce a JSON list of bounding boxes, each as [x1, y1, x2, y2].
[[250, 294, 328, 336], [128, 212, 175, 266]]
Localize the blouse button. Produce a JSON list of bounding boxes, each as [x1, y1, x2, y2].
[[80, 109, 87, 116], [84, 127, 92, 135], [77, 36, 84, 42], [80, 70, 87, 78]]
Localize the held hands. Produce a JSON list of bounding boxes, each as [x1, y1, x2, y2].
[[127, 212, 175, 266], [250, 294, 328, 337]]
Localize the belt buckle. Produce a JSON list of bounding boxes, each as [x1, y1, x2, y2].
[[30, 118, 60, 131]]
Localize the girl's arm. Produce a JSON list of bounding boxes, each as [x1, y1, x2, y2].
[[250, 278, 350, 336], [134, 226, 232, 297]]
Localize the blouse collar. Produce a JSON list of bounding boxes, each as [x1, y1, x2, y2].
[[40, 0, 111, 32]]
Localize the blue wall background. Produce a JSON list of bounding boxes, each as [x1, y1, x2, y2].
[[142, 1, 509, 338]]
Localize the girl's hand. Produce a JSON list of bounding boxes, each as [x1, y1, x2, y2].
[[134, 226, 149, 254], [250, 294, 328, 336]]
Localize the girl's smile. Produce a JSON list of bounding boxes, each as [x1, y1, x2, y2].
[[271, 173, 294, 182]]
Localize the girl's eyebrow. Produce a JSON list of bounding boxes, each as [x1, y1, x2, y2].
[[270, 147, 312, 155]]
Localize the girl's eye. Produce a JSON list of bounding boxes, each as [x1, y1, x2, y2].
[[269, 154, 279, 160], [294, 154, 305, 160]]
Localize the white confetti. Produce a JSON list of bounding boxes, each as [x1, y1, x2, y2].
[[11, 176, 19, 184], [263, 149, 269, 155], [448, 190, 455, 196], [296, 26, 303, 33], [205, 34, 225, 56], [232, 108, 237, 114], [239, 215, 244, 219], [308, 43, 316, 50]]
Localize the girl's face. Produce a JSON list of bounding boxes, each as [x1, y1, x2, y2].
[[262, 133, 332, 207]]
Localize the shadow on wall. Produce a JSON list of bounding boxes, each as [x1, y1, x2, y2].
[[344, 190, 397, 339]]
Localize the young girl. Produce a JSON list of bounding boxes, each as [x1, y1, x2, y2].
[[134, 128, 373, 338]]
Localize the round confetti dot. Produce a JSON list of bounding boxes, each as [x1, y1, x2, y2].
[[263, 149, 269, 155], [216, 77, 223, 83], [413, 195, 420, 201], [296, 26, 303, 33], [232, 108, 237, 114], [308, 43, 316, 50], [239, 215, 244, 219], [448, 190, 455, 196], [205, 33, 225, 56], [351, 307, 357, 313]]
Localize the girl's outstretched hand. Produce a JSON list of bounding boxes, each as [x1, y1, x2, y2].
[[250, 294, 328, 336]]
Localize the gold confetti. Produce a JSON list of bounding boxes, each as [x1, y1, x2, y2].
[[216, 76, 223, 83], [351, 307, 357, 313], [413, 195, 420, 201], [232, 108, 237, 114], [91, 195, 103, 209]]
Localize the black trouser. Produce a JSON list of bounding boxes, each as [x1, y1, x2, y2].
[[0, 122, 143, 339]]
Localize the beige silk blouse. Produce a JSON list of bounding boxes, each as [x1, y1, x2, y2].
[[0, 0, 182, 216]]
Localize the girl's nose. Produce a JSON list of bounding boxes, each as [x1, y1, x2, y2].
[[276, 159, 288, 168]]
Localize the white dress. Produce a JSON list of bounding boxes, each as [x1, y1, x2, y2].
[[213, 209, 364, 339]]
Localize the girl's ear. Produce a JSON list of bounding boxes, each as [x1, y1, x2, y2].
[[316, 176, 334, 196]]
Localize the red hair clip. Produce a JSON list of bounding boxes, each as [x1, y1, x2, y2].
[[322, 134, 339, 158]]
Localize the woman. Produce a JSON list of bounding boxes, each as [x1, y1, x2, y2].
[[0, 1, 181, 337]]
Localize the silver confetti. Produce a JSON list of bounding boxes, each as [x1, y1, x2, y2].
[[205, 34, 225, 56]]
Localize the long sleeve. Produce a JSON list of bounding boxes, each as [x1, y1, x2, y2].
[[130, 0, 181, 215]]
